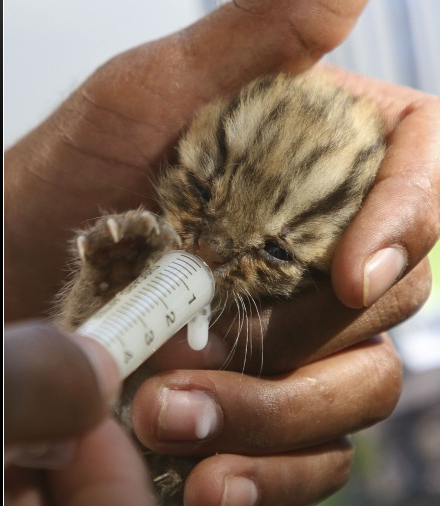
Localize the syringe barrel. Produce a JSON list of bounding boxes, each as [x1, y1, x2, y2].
[[78, 251, 215, 379]]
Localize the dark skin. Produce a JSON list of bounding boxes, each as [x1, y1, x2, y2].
[[4, 1, 440, 505]]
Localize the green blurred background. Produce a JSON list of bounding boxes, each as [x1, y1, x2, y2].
[[319, 239, 440, 506]]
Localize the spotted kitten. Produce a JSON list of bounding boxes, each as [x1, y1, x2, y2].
[[57, 71, 385, 505]]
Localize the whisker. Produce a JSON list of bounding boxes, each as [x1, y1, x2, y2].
[[221, 297, 242, 370], [107, 183, 152, 201], [210, 293, 229, 328], [244, 292, 253, 359], [237, 294, 248, 374], [245, 289, 264, 377]]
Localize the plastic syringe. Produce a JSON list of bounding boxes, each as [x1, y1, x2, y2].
[[78, 251, 215, 379]]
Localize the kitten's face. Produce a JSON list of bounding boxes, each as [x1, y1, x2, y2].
[[158, 73, 385, 303]]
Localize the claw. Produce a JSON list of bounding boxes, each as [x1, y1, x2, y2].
[[76, 235, 87, 262], [106, 218, 121, 243], [142, 211, 160, 235]]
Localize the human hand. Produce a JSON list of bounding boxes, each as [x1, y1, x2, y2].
[[4, 320, 158, 506], [5, 0, 438, 319], [4, 1, 439, 505]]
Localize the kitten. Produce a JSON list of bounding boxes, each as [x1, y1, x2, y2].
[[56, 71, 385, 505]]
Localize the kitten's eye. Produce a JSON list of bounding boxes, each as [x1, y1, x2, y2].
[[187, 172, 211, 202], [263, 240, 293, 262]]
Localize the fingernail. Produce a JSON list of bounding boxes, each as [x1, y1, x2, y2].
[[221, 477, 260, 506], [363, 247, 407, 307], [158, 389, 223, 441], [9, 441, 76, 470], [75, 337, 121, 408]]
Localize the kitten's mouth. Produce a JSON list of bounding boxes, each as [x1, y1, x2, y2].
[[184, 237, 242, 298], [192, 238, 231, 270]]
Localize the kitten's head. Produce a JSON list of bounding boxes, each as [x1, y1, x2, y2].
[[158, 73, 385, 303]]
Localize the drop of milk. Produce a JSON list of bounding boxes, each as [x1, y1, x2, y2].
[[187, 304, 212, 350]]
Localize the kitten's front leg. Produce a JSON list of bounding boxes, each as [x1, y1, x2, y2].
[[57, 210, 181, 329]]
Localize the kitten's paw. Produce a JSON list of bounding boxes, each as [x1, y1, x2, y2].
[[75, 210, 181, 292]]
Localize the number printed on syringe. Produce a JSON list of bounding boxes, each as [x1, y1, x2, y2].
[[78, 252, 215, 379]]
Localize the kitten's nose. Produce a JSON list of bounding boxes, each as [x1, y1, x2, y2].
[[195, 238, 227, 269]]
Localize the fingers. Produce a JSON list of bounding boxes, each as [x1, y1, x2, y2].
[[4, 321, 120, 445], [185, 440, 352, 506], [85, 0, 369, 165], [47, 419, 158, 506], [175, 0, 369, 90], [205, 259, 430, 374], [327, 68, 440, 308], [131, 335, 401, 457], [147, 260, 429, 377]]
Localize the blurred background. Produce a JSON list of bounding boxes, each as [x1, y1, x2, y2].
[[5, 1, 439, 504]]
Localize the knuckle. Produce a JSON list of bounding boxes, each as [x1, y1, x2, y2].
[[393, 259, 432, 320], [408, 179, 440, 250], [284, 2, 360, 57], [284, 440, 354, 506], [324, 439, 354, 495], [367, 338, 403, 422], [372, 259, 432, 331]]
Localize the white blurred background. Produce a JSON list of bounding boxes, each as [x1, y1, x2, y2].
[[4, 0, 217, 148]]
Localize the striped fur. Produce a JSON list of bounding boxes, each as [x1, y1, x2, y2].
[[158, 72, 385, 302], [57, 72, 386, 506]]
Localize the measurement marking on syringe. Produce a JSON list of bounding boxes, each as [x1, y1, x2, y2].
[[157, 272, 180, 290], [95, 321, 122, 343], [101, 317, 124, 335], [174, 259, 201, 277], [134, 292, 157, 312], [147, 280, 171, 305], [173, 261, 194, 277], [116, 313, 135, 334], [144, 290, 168, 310], [180, 254, 203, 270], [149, 276, 171, 294], [167, 264, 190, 280], [114, 337, 133, 363], [138, 287, 163, 309], [119, 305, 136, 323], [165, 266, 190, 288], [129, 298, 148, 314], [119, 305, 145, 329], [106, 315, 129, 337], [133, 306, 151, 324], [154, 274, 176, 293], [126, 303, 149, 329]]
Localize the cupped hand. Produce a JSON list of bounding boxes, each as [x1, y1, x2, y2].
[[133, 334, 401, 506]]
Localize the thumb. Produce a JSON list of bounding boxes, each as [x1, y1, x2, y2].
[[4, 320, 120, 445]]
